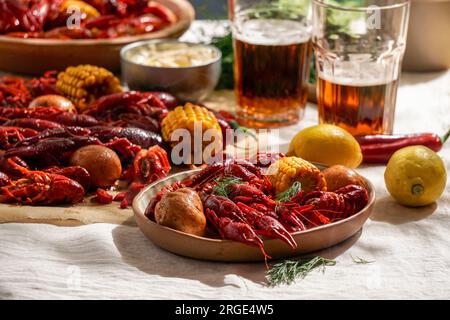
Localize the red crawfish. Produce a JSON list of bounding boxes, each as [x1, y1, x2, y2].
[[12, 127, 91, 147], [4, 136, 102, 166], [12, 126, 163, 149], [226, 183, 276, 207], [0, 127, 38, 149], [236, 202, 297, 249], [83, 91, 168, 127], [183, 158, 272, 192], [0, 171, 85, 205], [301, 185, 370, 221], [43, 165, 91, 191], [88, 126, 163, 148], [115, 145, 171, 209], [2, 118, 63, 131], [0, 106, 99, 127], [205, 207, 269, 259]]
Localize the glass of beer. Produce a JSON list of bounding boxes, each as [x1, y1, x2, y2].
[[312, 0, 410, 135], [229, 0, 313, 128]]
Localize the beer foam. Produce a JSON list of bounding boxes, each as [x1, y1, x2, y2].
[[233, 19, 311, 46], [318, 60, 398, 86]]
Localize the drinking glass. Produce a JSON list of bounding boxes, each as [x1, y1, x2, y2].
[[229, 0, 313, 128], [312, 0, 410, 135]]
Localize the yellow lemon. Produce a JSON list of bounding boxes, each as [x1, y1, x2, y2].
[[384, 146, 447, 207], [287, 124, 362, 168]]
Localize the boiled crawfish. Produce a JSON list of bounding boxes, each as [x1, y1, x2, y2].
[[83, 91, 168, 132], [0, 106, 99, 127], [0, 127, 38, 149], [300, 185, 370, 221], [0, 72, 56, 108], [146, 157, 371, 258], [11, 126, 163, 150], [0, 153, 86, 205], [0, 171, 85, 205], [0, 0, 176, 39]]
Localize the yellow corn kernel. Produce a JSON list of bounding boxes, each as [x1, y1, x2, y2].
[[161, 103, 222, 163], [267, 156, 327, 194], [56, 64, 122, 111]]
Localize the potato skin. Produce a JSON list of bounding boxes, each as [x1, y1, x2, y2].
[[155, 188, 206, 237], [322, 165, 366, 192], [69, 145, 122, 188]]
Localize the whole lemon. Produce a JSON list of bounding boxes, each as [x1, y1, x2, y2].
[[287, 124, 362, 168], [384, 146, 447, 207]]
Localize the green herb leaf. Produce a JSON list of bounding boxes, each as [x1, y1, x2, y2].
[[441, 128, 450, 144], [350, 255, 375, 264], [266, 256, 336, 286], [276, 181, 302, 203], [212, 176, 243, 198]]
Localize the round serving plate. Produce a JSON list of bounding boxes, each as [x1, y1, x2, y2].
[[133, 167, 376, 262], [0, 0, 194, 75]]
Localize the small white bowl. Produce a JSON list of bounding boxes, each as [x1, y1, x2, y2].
[[121, 40, 222, 102]]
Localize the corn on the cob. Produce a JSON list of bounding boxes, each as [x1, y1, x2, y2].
[[267, 156, 327, 194], [56, 65, 122, 111], [161, 103, 223, 163], [60, 0, 100, 18]]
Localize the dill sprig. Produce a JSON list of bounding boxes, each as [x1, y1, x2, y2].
[[212, 176, 243, 198], [351, 255, 375, 264], [276, 181, 302, 203], [266, 256, 336, 286]]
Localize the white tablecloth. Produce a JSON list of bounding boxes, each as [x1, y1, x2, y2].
[[1, 69, 449, 300]]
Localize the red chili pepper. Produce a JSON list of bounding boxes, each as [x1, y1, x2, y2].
[[358, 129, 450, 164]]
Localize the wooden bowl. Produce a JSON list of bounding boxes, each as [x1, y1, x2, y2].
[[0, 0, 194, 75], [133, 168, 376, 262]]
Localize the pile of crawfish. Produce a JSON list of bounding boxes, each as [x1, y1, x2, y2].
[[145, 154, 370, 258], [0, 0, 177, 39], [0, 72, 176, 208]]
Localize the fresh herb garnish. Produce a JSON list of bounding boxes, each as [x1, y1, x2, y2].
[[276, 181, 302, 203], [212, 176, 243, 197], [351, 255, 375, 264], [266, 256, 336, 286]]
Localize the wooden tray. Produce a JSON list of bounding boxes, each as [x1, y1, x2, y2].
[[133, 169, 376, 262], [0, 194, 135, 226], [0, 92, 232, 227], [0, 0, 194, 75]]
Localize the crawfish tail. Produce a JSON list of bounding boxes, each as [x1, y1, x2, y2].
[[205, 208, 269, 258]]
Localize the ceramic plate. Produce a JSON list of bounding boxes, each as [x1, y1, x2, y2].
[[133, 167, 376, 262]]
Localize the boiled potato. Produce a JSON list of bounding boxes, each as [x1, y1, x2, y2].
[[69, 145, 122, 188], [29, 95, 76, 113], [155, 188, 206, 236], [322, 165, 366, 192]]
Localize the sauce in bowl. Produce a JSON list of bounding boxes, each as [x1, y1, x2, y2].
[[125, 42, 219, 68]]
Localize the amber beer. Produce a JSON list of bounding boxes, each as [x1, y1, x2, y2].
[[233, 20, 312, 128], [317, 77, 399, 135]]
